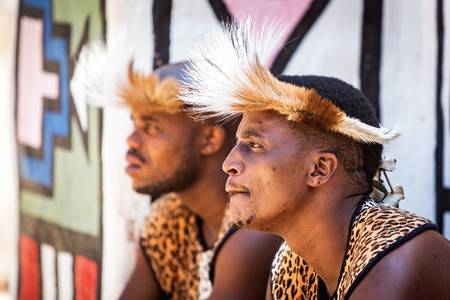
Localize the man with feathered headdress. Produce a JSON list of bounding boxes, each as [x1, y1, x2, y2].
[[181, 20, 450, 300], [71, 43, 281, 299]]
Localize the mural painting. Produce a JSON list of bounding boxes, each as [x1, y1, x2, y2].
[[15, 0, 105, 298]]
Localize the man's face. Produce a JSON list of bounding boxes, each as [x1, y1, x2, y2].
[[126, 111, 200, 198], [223, 111, 311, 230]]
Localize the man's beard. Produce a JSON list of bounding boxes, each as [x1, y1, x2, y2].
[[231, 213, 256, 228], [136, 147, 199, 200]]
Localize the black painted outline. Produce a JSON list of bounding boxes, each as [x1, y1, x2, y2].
[[20, 213, 102, 263], [435, 0, 450, 232], [360, 0, 382, 117], [152, 0, 172, 69], [270, 0, 330, 75], [207, 0, 232, 23]]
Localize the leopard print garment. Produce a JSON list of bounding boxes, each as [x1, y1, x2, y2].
[[271, 242, 319, 300], [271, 198, 437, 300], [334, 199, 437, 299], [140, 193, 232, 300]]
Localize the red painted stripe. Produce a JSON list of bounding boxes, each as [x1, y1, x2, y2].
[[75, 255, 97, 300], [19, 235, 40, 300]]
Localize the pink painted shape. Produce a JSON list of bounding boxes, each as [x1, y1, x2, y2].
[[223, 0, 314, 66], [17, 16, 59, 149]]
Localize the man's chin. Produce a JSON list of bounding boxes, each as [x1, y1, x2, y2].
[[133, 185, 163, 201], [230, 213, 255, 229]]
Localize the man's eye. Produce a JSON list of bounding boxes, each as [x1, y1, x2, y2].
[[249, 142, 262, 149], [143, 124, 159, 133]]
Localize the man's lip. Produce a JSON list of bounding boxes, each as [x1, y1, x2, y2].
[[126, 153, 144, 166], [227, 191, 251, 198], [125, 163, 141, 175], [225, 182, 250, 197]]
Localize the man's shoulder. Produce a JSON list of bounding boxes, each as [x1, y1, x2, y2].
[[143, 193, 193, 228], [349, 201, 437, 270], [149, 193, 187, 215], [218, 228, 281, 259], [338, 201, 439, 298], [208, 229, 282, 299], [350, 230, 450, 300]]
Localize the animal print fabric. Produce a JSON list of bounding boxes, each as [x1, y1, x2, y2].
[[140, 193, 232, 300], [271, 242, 319, 300], [271, 198, 437, 300], [335, 199, 437, 299]]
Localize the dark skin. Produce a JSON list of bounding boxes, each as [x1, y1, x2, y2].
[[350, 230, 450, 300], [223, 111, 450, 300], [120, 111, 281, 299]]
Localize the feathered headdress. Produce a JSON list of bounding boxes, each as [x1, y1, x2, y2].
[[181, 19, 400, 144], [71, 39, 183, 114], [120, 66, 182, 114]]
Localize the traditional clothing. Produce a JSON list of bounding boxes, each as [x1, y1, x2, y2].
[[141, 193, 235, 300], [270, 196, 437, 300]]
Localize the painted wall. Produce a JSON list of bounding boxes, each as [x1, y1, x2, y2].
[[0, 0, 449, 299]]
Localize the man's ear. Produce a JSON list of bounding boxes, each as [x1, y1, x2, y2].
[[306, 151, 338, 187], [199, 126, 226, 155]]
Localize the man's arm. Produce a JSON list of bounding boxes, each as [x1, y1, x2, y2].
[[265, 274, 274, 300], [208, 229, 282, 300], [350, 230, 450, 300], [119, 245, 162, 300]]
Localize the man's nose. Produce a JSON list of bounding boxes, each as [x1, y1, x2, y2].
[[222, 146, 244, 176], [126, 130, 141, 149]]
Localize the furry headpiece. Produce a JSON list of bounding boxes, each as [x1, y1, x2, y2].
[[121, 63, 186, 114], [181, 19, 400, 144], [71, 40, 185, 114]]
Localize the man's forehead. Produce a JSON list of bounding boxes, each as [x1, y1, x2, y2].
[[131, 112, 159, 122], [237, 112, 289, 137]]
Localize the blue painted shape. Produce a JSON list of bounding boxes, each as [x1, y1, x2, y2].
[[19, 0, 71, 188]]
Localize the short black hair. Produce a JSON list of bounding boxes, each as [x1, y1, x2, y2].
[[278, 75, 382, 190]]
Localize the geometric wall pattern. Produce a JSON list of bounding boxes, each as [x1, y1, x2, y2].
[[15, 0, 104, 298]]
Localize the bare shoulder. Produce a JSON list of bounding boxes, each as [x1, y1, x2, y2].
[[218, 228, 282, 261], [350, 230, 450, 300], [209, 229, 282, 300], [120, 244, 161, 300]]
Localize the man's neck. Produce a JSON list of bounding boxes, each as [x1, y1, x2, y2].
[[279, 191, 363, 295], [177, 168, 229, 246]]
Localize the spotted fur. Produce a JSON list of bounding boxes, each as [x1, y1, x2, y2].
[[271, 242, 319, 300], [141, 193, 232, 300], [335, 199, 436, 299], [271, 198, 437, 300]]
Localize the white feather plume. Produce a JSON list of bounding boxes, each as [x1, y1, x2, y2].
[[181, 18, 287, 120], [71, 39, 131, 108], [340, 117, 401, 144], [70, 27, 151, 108]]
